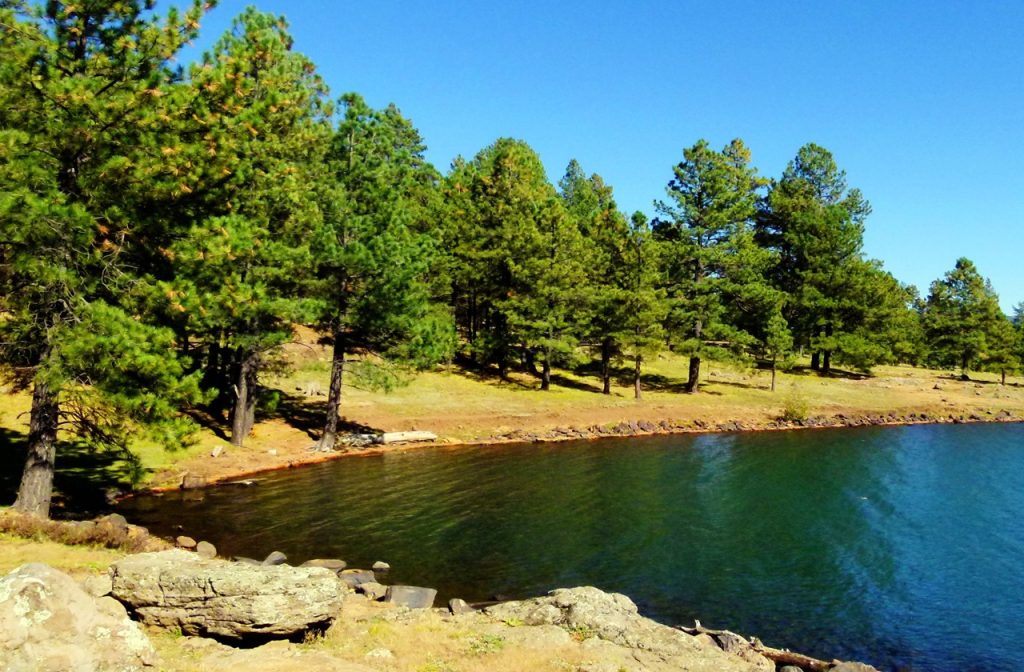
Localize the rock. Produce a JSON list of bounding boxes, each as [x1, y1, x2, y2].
[[263, 551, 288, 566], [98, 513, 130, 535], [830, 663, 881, 672], [176, 535, 197, 549], [779, 667, 803, 672], [356, 581, 387, 600], [0, 563, 156, 671], [233, 556, 262, 566], [371, 560, 390, 571], [211, 446, 224, 458], [110, 549, 345, 641], [180, 473, 207, 489], [485, 587, 757, 671], [385, 585, 437, 609], [196, 540, 217, 559], [301, 559, 347, 573], [81, 573, 113, 598], [448, 598, 474, 615], [338, 569, 375, 589], [267, 449, 278, 456], [364, 647, 394, 661]]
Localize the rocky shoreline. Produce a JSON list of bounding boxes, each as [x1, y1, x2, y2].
[[151, 410, 1023, 493], [0, 517, 883, 671]]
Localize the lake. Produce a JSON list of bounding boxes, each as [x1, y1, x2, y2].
[[119, 422, 1024, 671]]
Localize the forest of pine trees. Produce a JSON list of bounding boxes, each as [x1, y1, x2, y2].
[[2, 2, 1022, 516]]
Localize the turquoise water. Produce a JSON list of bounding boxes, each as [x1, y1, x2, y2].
[[119, 423, 1024, 671]]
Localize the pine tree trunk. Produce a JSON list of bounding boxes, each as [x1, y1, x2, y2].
[[203, 338, 227, 417], [685, 318, 702, 393], [685, 356, 701, 393], [525, 349, 539, 376], [601, 339, 612, 394], [1001, 369, 1006, 386], [771, 359, 777, 392], [634, 355, 642, 400], [822, 323, 833, 374], [960, 353, 970, 380], [811, 350, 820, 371], [541, 348, 551, 391], [318, 333, 346, 451], [14, 380, 60, 518], [230, 352, 258, 447]]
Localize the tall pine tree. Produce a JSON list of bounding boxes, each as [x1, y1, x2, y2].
[[924, 258, 1007, 379], [654, 139, 770, 393], [0, 1, 210, 516], [312, 93, 452, 449]]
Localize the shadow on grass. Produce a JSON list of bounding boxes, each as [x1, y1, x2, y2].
[[783, 364, 870, 381], [261, 390, 383, 439], [0, 428, 137, 518]]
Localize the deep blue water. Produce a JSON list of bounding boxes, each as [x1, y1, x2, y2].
[[119, 423, 1024, 671]]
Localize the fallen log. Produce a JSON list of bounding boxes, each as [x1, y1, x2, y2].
[[678, 623, 859, 671], [380, 431, 437, 444]]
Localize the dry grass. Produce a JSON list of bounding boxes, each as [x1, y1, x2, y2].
[[290, 599, 598, 672], [0, 532, 125, 575], [0, 508, 168, 553]]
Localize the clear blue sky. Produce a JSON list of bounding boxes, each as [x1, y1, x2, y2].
[[180, 1, 1023, 310]]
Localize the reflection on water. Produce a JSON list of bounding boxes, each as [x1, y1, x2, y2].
[[120, 423, 1024, 671]]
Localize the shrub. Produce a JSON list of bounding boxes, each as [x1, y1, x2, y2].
[[780, 388, 810, 423]]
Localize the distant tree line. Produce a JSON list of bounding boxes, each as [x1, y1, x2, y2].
[[1, 2, 1021, 516]]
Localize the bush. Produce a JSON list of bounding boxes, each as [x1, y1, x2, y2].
[[780, 388, 810, 423]]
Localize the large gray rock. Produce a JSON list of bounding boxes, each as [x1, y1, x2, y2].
[[385, 585, 436, 609], [0, 563, 156, 671], [110, 549, 344, 640], [484, 586, 766, 672]]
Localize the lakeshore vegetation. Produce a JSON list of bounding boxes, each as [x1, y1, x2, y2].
[[2, 1, 1023, 518]]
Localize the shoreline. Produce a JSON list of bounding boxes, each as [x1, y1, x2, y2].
[[136, 409, 1023, 496]]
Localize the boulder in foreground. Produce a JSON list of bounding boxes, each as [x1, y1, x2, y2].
[[0, 563, 156, 672], [485, 586, 772, 672], [110, 549, 344, 641]]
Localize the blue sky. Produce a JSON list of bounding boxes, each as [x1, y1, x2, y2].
[[181, 1, 1023, 310]]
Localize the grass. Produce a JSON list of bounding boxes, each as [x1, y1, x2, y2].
[[0, 531, 125, 575]]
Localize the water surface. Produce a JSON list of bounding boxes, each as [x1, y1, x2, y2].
[[120, 423, 1024, 671]]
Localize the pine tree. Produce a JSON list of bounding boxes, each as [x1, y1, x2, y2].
[[505, 195, 589, 390], [757, 143, 877, 374], [312, 93, 452, 449], [444, 139, 562, 379], [617, 213, 668, 399], [150, 8, 333, 447], [923, 258, 1005, 379], [0, 1, 209, 517], [653, 139, 770, 393], [558, 161, 632, 394], [763, 310, 795, 392], [982, 315, 1020, 385]]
